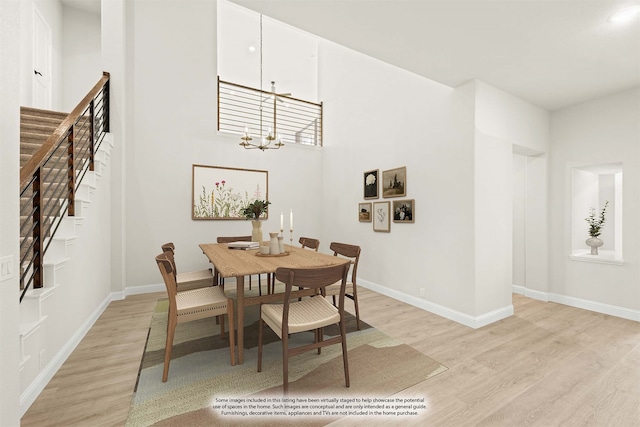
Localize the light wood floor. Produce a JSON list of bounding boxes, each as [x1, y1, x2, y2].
[[21, 287, 640, 427]]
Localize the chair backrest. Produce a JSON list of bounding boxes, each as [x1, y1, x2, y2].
[[159, 243, 179, 276], [155, 253, 178, 312], [275, 263, 349, 298], [299, 237, 320, 251], [161, 242, 175, 254], [217, 236, 252, 244], [330, 242, 361, 285]]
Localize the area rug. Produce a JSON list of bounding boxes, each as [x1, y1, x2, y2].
[[126, 288, 447, 426]]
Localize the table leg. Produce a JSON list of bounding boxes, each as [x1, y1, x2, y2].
[[236, 275, 245, 364]]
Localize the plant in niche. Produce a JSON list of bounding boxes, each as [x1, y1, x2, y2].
[[585, 200, 609, 238], [241, 199, 270, 220]]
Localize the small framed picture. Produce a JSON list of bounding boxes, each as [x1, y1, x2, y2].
[[382, 166, 406, 198], [393, 199, 415, 223], [373, 201, 391, 232], [358, 202, 372, 222], [363, 169, 379, 199]]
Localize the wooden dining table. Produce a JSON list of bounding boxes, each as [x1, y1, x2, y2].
[[199, 243, 350, 364]]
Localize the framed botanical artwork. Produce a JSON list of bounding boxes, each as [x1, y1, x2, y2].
[[192, 164, 268, 220], [393, 199, 415, 223], [382, 166, 407, 198], [372, 201, 391, 232], [358, 202, 372, 222], [363, 169, 379, 199]]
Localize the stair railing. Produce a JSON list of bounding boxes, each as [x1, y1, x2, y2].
[[19, 72, 110, 302]]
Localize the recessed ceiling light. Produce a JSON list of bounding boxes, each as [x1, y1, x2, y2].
[[248, 45, 256, 53], [608, 5, 640, 23]]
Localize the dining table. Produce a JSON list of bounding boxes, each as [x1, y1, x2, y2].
[[199, 242, 350, 364]]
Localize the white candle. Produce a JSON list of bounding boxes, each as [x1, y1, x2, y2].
[[280, 212, 284, 231], [289, 209, 293, 232]]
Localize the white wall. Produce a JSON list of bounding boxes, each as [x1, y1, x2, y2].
[[475, 81, 550, 300], [102, 0, 129, 294], [318, 38, 479, 317], [474, 131, 513, 315], [550, 88, 640, 314], [124, 0, 324, 288], [61, 5, 102, 111], [0, 0, 23, 424]]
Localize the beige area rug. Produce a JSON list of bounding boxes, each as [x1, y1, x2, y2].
[[126, 288, 447, 426]]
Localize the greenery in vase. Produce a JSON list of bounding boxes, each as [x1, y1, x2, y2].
[[585, 200, 609, 238], [240, 199, 271, 220]]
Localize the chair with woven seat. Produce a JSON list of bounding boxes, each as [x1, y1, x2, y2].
[[270, 237, 320, 294], [155, 253, 235, 382], [323, 242, 362, 330], [257, 263, 351, 393], [161, 242, 214, 291], [216, 235, 268, 295]]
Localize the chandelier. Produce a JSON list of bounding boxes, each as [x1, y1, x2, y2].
[[240, 14, 284, 151]]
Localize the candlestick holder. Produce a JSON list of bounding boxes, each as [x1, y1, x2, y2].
[[289, 230, 293, 251]]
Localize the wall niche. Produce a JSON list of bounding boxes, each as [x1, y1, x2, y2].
[[570, 162, 623, 265]]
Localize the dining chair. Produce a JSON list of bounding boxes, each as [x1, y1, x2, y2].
[[323, 242, 362, 330], [216, 235, 267, 295], [161, 242, 214, 291], [155, 253, 235, 382], [257, 263, 351, 393], [299, 237, 320, 251], [270, 236, 320, 294]]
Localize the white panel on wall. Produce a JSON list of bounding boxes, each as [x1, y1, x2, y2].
[[512, 153, 526, 287]]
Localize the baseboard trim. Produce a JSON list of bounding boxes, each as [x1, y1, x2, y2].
[[359, 279, 513, 329], [549, 293, 640, 322], [512, 285, 639, 322], [19, 292, 113, 417], [512, 285, 549, 302]]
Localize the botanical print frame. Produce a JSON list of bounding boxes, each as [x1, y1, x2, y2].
[[373, 201, 391, 232], [358, 202, 372, 222], [363, 169, 379, 199], [393, 199, 415, 223], [192, 164, 268, 220], [382, 166, 407, 198]]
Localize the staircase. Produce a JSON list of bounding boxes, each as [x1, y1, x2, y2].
[[18, 110, 113, 413], [18, 72, 112, 415]]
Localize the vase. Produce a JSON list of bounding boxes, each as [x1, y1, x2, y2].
[[269, 232, 280, 255], [278, 236, 284, 253], [251, 220, 263, 246], [586, 237, 603, 255]]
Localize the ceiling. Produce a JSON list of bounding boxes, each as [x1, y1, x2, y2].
[[61, 0, 639, 111], [229, 0, 640, 111]]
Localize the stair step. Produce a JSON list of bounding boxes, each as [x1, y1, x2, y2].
[[20, 122, 60, 134], [20, 106, 68, 120]]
